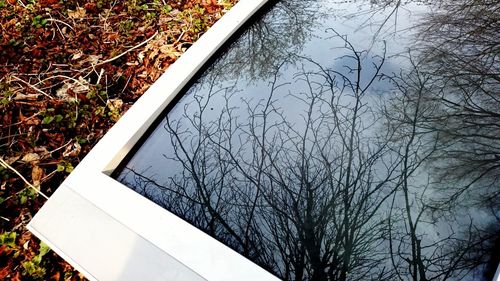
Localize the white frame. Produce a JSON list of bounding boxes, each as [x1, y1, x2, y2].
[[28, 1, 280, 280]]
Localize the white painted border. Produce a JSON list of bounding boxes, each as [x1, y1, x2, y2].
[[28, 0, 279, 280]]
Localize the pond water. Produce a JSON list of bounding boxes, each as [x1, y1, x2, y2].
[[115, 0, 500, 280]]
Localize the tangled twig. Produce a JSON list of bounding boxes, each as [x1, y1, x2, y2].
[[0, 158, 50, 200]]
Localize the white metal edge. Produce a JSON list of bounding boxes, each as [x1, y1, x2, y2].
[[62, 171, 278, 281], [29, 0, 278, 280], [27, 224, 99, 281], [29, 185, 206, 281], [27, 225, 98, 281]]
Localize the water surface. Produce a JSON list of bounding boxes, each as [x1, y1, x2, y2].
[[116, 1, 500, 280]]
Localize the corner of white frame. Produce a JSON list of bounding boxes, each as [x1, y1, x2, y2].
[[28, 0, 279, 280]]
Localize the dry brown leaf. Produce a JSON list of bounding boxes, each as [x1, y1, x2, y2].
[[25, 116, 41, 126], [50, 271, 61, 280], [63, 142, 81, 158], [71, 51, 83, 60], [11, 271, 22, 281], [22, 153, 40, 164], [78, 54, 102, 66], [13, 93, 40, 101], [56, 77, 89, 102], [4, 155, 20, 165], [159, 44, 178, 56], [0, 267, 9, 280], [31, 165, 44, 187], [107, 98, 123, 112], [34, 146, 50, 158], [68, 7, 86, 19]]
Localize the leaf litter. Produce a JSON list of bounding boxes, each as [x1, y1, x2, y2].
[[0, 0, 237, 279]]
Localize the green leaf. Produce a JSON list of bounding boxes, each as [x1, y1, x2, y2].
[[22, 260, 46, 278], [38, 241, 51, 257], [8, 39, 20, 47], [23, 261, 36, 272], [76, 136, 87, 144], [0, 231, 17, 248], [56, 164, 65, 172], [162, 4, 172, 13], [65, 163, 74, 173], [54, 114, 63, 123], [42, 116, 54, 125]]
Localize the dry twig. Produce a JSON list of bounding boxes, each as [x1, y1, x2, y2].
[[95, 31, 159, 66], [11, 76, 53, 100], [0, 158, 50, 200]]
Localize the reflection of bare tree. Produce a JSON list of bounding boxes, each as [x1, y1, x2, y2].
[[117, 1, 500, 280], [121, 36, 401, 280], [209, 0, 417, 83], [416, 0, 500, 208], [408, 2, 500, 277], [211, 0, 321, 82], [383, 56, 437, 281], [381, 54, 499, 281]]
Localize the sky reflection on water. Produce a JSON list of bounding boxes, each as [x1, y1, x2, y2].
[[116, 1, 500, 280]]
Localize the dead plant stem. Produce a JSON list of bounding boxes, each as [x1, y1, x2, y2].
[[0, 158, 50, 200]]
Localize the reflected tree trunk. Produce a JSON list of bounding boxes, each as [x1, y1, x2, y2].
[[116, 1, 500, 280]]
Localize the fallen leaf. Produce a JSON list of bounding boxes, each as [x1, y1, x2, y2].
[[105, 32, 119, 42], [50, 271, 61, 280], [11, 271, 22, 281], [68, 7, 86, 19], [34, 146, 50, 158], [40, 0, 59, 4], [84, 2, 97, 12], [22, 153, 40, 164], [71, 51, 83, 60], [0, 267, 8, 280], [4, 155, 20, 165], [13, 93, 40, 101], [31, 165, 44, 187], [56, 77, 89, 102], [84, 54, 102, 65], [107, 98, 123, 111], [62, 142, 81, 158], [23, 240, 30, 250], [137, 51, 145, 63]]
